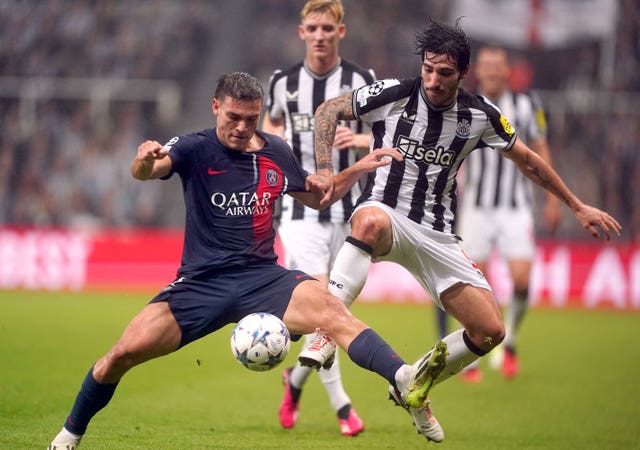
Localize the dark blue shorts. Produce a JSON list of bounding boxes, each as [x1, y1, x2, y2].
[[150, 264, 313, 347]]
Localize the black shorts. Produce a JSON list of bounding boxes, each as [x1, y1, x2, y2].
[[150, 264, 312, 347]]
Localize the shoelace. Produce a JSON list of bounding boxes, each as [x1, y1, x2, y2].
[[308, 333, 334, 350]]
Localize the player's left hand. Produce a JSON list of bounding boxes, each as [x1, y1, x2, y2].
[[574, 204, 621, 240], [355, 147, 403, 171]]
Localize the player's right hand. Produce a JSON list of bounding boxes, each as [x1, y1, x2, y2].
[[313, 169, 336, 207], [136, 140, 169, 163], [333, 126, 356, 150]]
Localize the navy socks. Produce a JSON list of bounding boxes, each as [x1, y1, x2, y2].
[[347, 328, 405, 389], [64, 367, 118, 435]]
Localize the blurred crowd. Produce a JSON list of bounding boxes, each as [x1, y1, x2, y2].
[[0, 0, 211, 227], [0, 0, 638, 239]]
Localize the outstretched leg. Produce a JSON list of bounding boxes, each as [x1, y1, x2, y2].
[[49, 302, 182, 449]]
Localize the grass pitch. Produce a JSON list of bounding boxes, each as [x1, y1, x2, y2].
[[1, 290, 639, 449]]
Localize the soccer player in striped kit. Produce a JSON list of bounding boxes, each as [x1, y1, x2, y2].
[[262, 0, 373, 436], [299, 18, 621, 442], [456, 46, 561, 382]]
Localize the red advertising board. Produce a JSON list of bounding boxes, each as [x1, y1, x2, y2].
[[0, 228, 638, 310]]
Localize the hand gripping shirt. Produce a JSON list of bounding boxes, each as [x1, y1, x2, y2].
[[162, 129, 309, 276], [352, 78, 517, 235]]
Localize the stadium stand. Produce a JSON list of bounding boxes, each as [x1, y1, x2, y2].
[[0, 0, 637, 239]]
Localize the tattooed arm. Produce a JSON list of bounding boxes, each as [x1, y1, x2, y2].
[[313, 92, 357, 205], [500, 137, 621, 240]]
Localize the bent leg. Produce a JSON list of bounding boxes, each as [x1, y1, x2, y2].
[[431, 283, 505, 384], [94, 301, 182, 383], [328, 206, 392, 305], [443, 283, 504, 352], [61, 302, 182, 438]]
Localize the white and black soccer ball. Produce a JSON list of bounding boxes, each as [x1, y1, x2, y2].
[[230, 312, 290, 372]]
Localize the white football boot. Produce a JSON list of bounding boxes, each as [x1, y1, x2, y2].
[[48, 427, 82, 450], [297, 331, 336, 370], [47, 443, 78, 450], [388, 341, 449, 443]]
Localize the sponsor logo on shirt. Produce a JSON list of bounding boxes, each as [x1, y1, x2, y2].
[[210, 191, 273, 216], [396, 135, 454, 166], [291, 112, 314, 133]]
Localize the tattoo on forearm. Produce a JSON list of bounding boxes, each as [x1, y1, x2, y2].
[[528, 164, 570, 206], [315, 94, 355, 171]]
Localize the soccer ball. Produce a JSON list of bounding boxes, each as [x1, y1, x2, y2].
[[230, 312, 291, 372]]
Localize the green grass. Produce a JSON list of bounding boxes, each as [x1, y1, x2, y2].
[[1, 290, 639, 449]]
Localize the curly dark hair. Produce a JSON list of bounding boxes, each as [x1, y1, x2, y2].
[[414, 17, 471, 73]]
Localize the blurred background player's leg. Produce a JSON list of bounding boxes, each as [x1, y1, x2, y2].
[[278, 222, 364, 436], [436, 306, 448, 340], [279, 333, 363, 435], [500, 259, 531, 378]]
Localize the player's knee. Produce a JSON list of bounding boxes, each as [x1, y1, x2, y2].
[[488, 320, 506, 347], [105, 341, 140, 373], [351, 211, 387, 245], [468, 318, 504, 350]]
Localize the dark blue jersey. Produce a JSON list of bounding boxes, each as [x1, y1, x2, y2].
[[162, 128, 309, 277]]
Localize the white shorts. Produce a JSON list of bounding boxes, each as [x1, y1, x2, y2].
[[278, 220, 350, 275], [354, 201, 492, 309], [457, 205, 535, 262]]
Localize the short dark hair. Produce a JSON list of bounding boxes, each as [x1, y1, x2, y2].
[[414, 17, 471, 73], [214, 72, 264, 102]]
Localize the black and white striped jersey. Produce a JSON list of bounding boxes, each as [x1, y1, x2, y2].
[[461, 90, 546, 210], [352, 78, 517, 235], [267, 59, 375, 223]]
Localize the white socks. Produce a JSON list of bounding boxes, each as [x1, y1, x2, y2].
[[327, 239, 371, 307], [290, 334, 351, 413], [503, 291, 528, 349], [435, 329, 481, 385], [51, 427, 82, 445]]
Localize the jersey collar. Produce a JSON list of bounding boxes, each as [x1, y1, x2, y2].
[[303, 58, 341, 81]]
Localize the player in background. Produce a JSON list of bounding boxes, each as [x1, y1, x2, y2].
[[47, 72, 444, 449], [262, 0, 372, 435], [299, 18, 621, 442], [455, 46, 561, 383]]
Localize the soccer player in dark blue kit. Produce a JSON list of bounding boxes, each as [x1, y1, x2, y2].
[[47, 72, 444, 449]]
